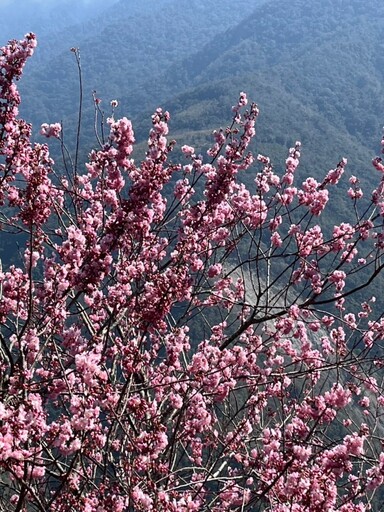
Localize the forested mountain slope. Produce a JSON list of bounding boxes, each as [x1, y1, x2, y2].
[[2, 0, 383, 224], [158, 0, 383, 163], [15, 0, 264, 127], [12, 0, 381, 176]]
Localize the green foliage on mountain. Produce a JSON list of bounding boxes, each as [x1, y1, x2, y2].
[[160, 0, 383, 161]]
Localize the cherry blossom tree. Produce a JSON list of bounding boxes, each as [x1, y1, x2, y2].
[[1, 33, 384, 512]]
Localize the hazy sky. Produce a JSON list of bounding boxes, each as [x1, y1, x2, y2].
[[0, 0, 114, 9], [0, 0, 98, 4]]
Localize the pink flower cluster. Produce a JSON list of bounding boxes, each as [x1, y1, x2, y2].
[[40, 122, 62, 138]]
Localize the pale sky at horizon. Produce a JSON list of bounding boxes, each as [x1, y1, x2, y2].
[[0, 0, 121, 51], [0, 0, 115, 8], [0, 0, 99, 4]]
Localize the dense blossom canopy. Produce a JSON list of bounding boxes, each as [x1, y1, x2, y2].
[[0, 34, 384, 511]]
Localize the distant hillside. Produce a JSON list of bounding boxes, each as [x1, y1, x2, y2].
[[15, 0, 264, 128], [2, 0, 383, 203], [159, 0, 383, 145], [145, 0, 383, 192]]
